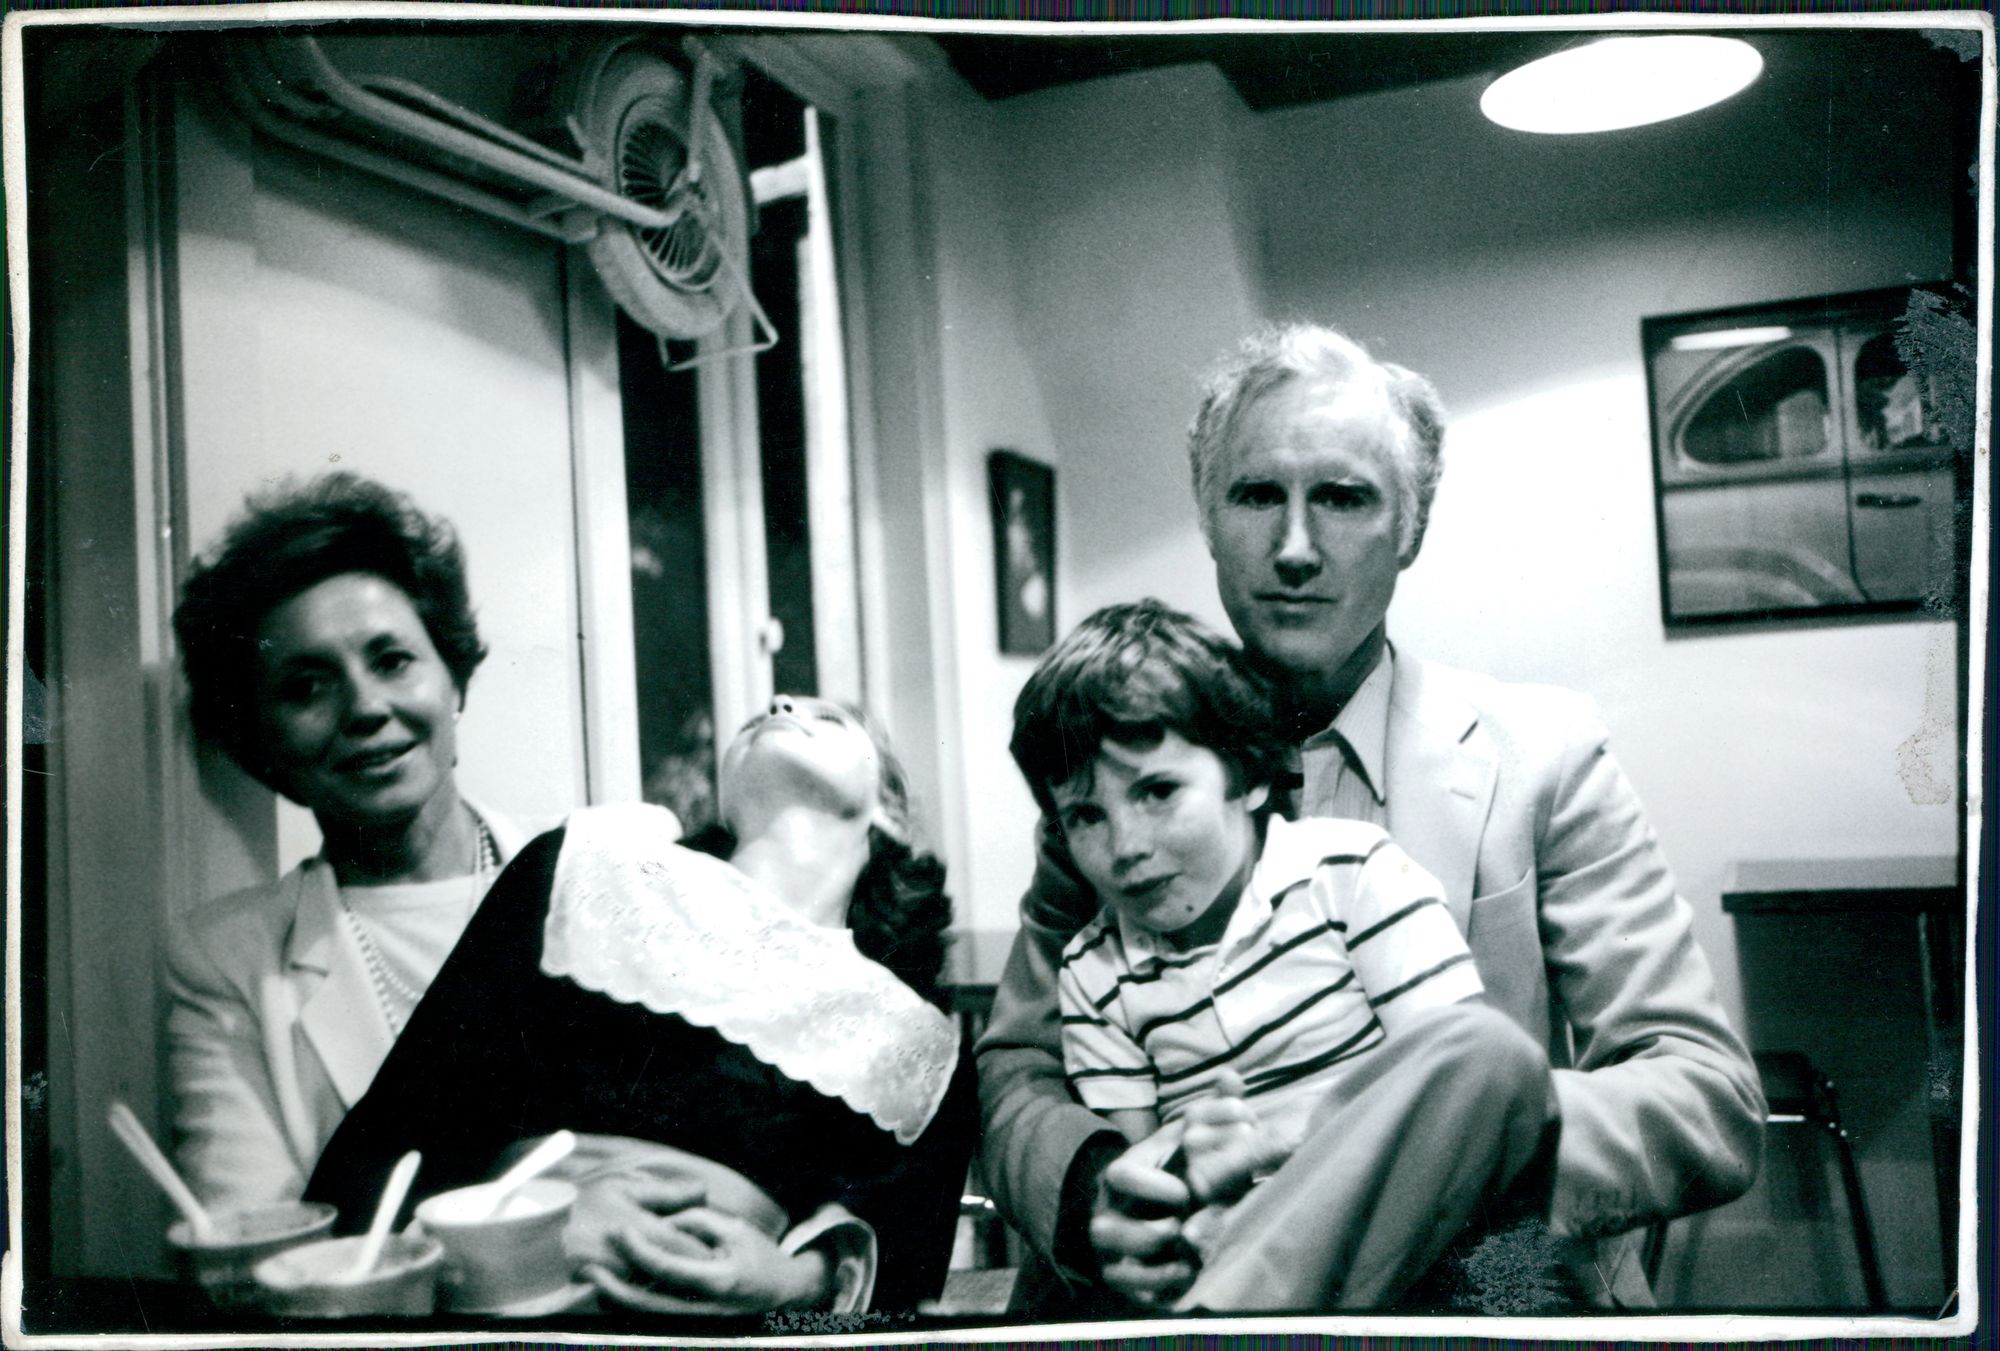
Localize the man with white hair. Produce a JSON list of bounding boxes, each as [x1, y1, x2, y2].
[[976, 323, 1764, 1313]]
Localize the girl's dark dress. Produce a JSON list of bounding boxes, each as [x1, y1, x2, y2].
[[305, 828, 977, 1313]]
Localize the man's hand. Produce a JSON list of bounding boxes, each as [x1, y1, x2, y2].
[[1089, 1121, 1197, 1308]]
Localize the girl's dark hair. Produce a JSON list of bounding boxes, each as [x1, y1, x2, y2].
[[688, 705, 954, 1008], [847, 828, 953, 1011], [1010, 598, 1285, 824], [173, 473, 487, 784]]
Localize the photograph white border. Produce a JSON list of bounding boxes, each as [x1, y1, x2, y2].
[[4, 3, 1990, 1345]]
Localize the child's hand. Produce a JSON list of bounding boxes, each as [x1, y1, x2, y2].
[[1179, 1071, 1286, 1206], [1091, 1120, 1197, 1308]]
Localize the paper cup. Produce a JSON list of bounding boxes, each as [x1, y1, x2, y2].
[[253, 1232, 444, 1318], [167, 1201, 338, 1307], [413, 1179, 577, 1312]]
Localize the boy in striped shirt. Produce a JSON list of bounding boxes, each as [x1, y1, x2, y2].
[[1011, 600, 1488, 1271]]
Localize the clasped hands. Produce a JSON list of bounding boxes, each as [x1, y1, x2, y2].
[[564, 1174, 830, 1315], [1090, 1072, 1287, 1309]]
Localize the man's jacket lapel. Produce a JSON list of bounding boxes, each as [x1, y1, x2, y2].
[[1383, 657, 1497, 933]]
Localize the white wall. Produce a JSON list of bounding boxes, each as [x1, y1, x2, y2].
[[906, 84, 1063, 934], [903, 55, 1963, 972], [899, 64, 1269, 933], [996, 65, 1265, 632], [172, 87, 588, 887]]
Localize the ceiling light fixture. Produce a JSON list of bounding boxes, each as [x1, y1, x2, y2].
[[1481, 36, 1764, 135]]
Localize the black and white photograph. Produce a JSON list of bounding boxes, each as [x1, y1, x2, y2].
[[3, 5, 1990, 1343]]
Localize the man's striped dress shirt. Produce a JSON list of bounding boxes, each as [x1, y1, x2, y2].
[[1057, 814, 1483, 1153]]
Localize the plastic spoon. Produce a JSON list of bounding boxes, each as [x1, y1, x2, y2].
[[467, 1129, 577, 1220], [107, 1101, 217, 1242], [347, 1151, 422, 1281]]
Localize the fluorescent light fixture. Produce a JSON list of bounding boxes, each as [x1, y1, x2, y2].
[[1669, 325, 1795, 352], [1481, 36, 1764, 135]]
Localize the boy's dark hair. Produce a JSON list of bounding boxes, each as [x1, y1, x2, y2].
[[174, 473, 487, 786], [1010, 599, 1285, 822]]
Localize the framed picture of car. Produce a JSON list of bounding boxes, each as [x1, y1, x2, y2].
[[1642, 285, 1965, 628]]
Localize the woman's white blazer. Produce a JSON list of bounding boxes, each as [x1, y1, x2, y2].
[[163, 807, 532, 1209]]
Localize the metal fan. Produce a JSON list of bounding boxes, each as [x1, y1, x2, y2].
[[570, 43, 768, 350], [221, 34, 773, 355]]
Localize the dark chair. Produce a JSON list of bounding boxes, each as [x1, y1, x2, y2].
[[1643, 1050, 1887, 1309], [959, 1182, 1012, 1269], [934, 1166, 1020, 1314], [950, 987, 1015, 1267]]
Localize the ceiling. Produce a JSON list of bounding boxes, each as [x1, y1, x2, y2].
[[932, 26, 1971, 113]]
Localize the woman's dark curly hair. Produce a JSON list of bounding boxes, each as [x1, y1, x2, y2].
[[686, 706, 954, 1009], [173, 473, 487, 788]]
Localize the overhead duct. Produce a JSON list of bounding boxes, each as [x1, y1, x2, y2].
[[220, 32, 771, 353]]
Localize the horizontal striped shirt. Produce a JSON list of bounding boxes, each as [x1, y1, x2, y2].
[[1058, 815, 1483, 1152]]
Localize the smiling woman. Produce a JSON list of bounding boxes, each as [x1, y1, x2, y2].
[[253, 573, 467, 864], [164, 474, 533, 1211]]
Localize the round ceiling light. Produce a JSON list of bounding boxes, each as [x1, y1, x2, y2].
[[1480, 36, 1764, 135]]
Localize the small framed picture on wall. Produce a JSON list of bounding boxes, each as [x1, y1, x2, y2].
[[988, 450, 1056, 655]]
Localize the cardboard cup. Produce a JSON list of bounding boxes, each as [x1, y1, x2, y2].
[[166, 1201, 338, 1307], [252, 1232, 444, 1318], [413, 1179, 577, 1312]]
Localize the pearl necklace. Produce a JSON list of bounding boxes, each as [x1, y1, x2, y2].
[[339, 812, 498, 1036]]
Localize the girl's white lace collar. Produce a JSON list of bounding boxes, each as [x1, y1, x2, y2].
[[542, 803, 959, 1145]]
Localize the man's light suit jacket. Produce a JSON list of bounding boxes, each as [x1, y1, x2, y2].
[[976, 656, 1765, 1306], [164, 808, 532, 1210]]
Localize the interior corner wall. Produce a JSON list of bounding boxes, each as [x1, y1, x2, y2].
[[841, 81, 964, 896], [1250, 72, 1962, 1306], [994, 65, 1265, 633], [906, 64, 1267, 933], [904, 83, 1059, 933]]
